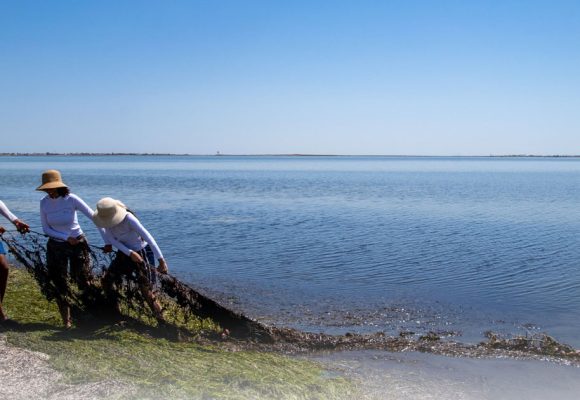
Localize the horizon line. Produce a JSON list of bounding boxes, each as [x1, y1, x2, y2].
[[1, 152, 580, 158]]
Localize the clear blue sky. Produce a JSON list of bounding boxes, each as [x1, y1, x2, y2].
[[1, 0, 579, 155]]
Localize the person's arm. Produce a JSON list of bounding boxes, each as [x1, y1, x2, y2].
[[0, 200, 28, 233], [126, 214, 168, 272], [40, 200, 69, 241], [102, 228, 133, 257], [71, 193, 95, 221], [13, 219, 29, 233], [157, 258, 168, 274], [0, 200, 17, 222], [71, 194, 108, 242], [126, 214, 163, 260]]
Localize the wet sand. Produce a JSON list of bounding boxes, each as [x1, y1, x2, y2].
[[311, 350, 580, 400]]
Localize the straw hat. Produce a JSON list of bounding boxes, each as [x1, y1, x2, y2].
[[36, 169, 68, 191], [92, 197, 128, 228]]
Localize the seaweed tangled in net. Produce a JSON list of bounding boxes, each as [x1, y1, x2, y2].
[[6, 231, 579, 360], [0, 231, 274, 342]]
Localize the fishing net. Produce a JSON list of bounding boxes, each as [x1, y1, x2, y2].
[[4, 231, 579, 361], [0, 230, 274, 342]]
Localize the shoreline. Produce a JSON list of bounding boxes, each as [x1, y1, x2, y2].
[[3, 266, 580, 400], [311, 350, 580, 400], [0, 267, 356, 399]]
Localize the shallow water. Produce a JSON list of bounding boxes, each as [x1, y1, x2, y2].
[[312, 351, 580, 400], [2, 155, 580, 347]]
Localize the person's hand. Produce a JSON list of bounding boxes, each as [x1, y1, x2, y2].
[[67, 236, 79, 245], [130, 251, 143, 263], [0, 226, 5, 235], [103, 244, 113, 253], [157, 259, 168, 274], [13, 219, 29, 234]]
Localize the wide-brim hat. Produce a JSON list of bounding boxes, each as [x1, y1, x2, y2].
[[92, 197, 128, 228], [36, 169, 68, 191]]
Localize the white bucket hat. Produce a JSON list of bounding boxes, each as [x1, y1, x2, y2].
[[92, 197, 128, 228]]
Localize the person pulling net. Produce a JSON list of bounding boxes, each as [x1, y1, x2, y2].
[[92, 197, 167, 324], [0, 226, 274, 342]]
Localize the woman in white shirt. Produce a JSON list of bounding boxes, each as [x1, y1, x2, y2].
[[92, 197, 168, 322], [0, 200, 29, 322], [37, 169, 101, 328]]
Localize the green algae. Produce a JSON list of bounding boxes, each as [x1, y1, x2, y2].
[[2, 267, 357, 400]]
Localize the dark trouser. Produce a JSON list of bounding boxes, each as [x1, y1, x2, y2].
[[0, 255, 8, 303], [46, 237, 92, 303], [102, 248, 163, 320], [103, 250, 151, 291], [0, 254, 9, 317], [0, 242, 8, 304]]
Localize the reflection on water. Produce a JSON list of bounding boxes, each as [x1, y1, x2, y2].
[[2, 155, 580, 346]]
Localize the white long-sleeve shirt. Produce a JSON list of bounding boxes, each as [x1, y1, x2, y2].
[[102, 213, 163, 260], [40, 194, 104, 241], [0, 200, 18, 223]]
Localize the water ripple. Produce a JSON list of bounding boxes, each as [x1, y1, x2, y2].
[[3, 156, 580, 346]]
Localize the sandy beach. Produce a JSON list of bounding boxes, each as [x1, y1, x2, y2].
[[0, 334, 135, 400]]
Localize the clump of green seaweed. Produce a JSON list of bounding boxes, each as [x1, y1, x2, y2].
[[482, 331, 579, 358]]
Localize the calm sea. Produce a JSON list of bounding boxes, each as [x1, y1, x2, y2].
[[2, 155, 580, 346]]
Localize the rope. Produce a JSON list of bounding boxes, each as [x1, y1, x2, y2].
[[19, 229, 108, 252]]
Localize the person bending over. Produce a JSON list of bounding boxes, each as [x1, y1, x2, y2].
[[92, 197, 168, 323]]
